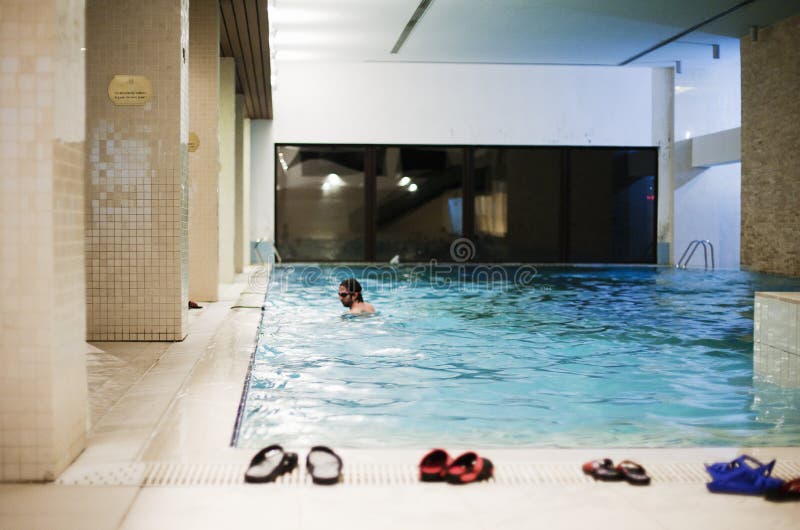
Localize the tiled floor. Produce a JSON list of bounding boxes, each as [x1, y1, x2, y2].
[[86, 342, 171, 428], [2, 268, 800, 529]]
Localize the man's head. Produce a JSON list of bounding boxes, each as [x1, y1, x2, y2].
[[338, 278, 364, 307]]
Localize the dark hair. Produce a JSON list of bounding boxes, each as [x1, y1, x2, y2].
[[339, 278, 364, 302]]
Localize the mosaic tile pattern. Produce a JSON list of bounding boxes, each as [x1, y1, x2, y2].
[[0, 0, 88, 481], [85, 0, 189, 341], [741, 14, 800, 277], [754, 293, 800, 387], [188, 0, 220, 301]]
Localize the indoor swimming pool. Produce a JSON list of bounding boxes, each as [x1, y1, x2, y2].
[[235, 265, 800, 448]]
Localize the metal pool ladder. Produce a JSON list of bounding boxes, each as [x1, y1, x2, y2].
[[254, 239, 282, 264], [676, 239, 715, 270]]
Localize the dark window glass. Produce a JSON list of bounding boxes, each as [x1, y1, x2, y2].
[[276, 145, 364, 261], [568, 149, 657, 262], [275, 144, 657, 264], [473, 148, 562, 261], [375, 147, 463, 261]]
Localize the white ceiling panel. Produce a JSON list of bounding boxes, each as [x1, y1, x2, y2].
[[268, 0, 800, 66]]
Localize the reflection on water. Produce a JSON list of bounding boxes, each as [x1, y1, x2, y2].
[[236, 265, 800, 448]]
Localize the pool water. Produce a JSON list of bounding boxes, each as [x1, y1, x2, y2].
[[236, 265, 800, 448]]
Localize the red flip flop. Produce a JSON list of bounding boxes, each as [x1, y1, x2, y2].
[[582, 458, 624, 481], [419, 449, 452, 482], [766, 478, 800, 502], [445, 452, 494, 485]]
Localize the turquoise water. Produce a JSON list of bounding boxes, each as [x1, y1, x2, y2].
[[236, 265, 800, 448]]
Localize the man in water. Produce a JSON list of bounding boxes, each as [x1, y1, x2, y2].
[[338, 278, 375, 314]]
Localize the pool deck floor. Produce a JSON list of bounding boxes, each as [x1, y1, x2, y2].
[[2, 269, 799, 530]]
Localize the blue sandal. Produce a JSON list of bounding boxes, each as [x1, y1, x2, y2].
[[705, 455, 784, 495]]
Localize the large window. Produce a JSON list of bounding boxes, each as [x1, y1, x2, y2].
[[568, 149, 657, 262], [275, 144, 657, 263], [276, 145, 365, 261], [376, 147, 464, 261], [474, 148, 562, 261]]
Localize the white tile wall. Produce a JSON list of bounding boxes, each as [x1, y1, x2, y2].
[[754, 342, 800, 387], [753, 292, 800, 387], [0, 0, 88, 481]]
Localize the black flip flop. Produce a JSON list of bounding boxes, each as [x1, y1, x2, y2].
[[307, 446, 343, 485], [244, 444, 298, 483], [617, 460, 651, 485]]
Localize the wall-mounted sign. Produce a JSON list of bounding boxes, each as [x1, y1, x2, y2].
[[107, 75, 152, 106], [188, 132, 200, 152]]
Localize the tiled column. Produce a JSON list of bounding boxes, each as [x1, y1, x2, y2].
[[189, 0, 220, 300], [218, 57, 235, 283], [754, 292, 800, 387], [0, 0, 88, 481], [235, 94, 251, 271], [85, 0, 189, 341]]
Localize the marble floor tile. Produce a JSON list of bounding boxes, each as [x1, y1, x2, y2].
[[0, 484, 139, 530]]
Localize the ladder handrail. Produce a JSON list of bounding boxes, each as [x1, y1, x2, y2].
[[254, 239, 282, 265], [676, 239, 715, 270], [676, 240, 701, 268], [707, 240, 715, 269]]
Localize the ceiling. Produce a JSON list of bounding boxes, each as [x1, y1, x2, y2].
[[220, 0, 272, 119], [268, 0, 800, 63], [227, 0, 800, 118]]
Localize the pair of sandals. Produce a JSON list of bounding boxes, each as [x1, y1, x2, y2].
[[582, 458, 651, 485], [244, 445, 343, 485], [419, 449, 494, 484], [705, 454, 798, 500]]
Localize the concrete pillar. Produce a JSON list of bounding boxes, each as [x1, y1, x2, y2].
[[234, 94, 250, 271], [85, 0, 189, 341], [218, 57, 235, 283], [188, 0, 220, 300], [250, 119, 275, 246], [652, 67, 675, 266], [0, 0, 88, 481], [242, 116, 252, 266], [741, 14, 800, 277]]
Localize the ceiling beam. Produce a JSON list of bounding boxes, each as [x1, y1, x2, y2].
[[258, 0, 273, 119]]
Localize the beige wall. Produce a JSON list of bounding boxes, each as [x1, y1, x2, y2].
[[652, 67, 674, 265], [188, 0, 219, 300], [235, 95, 250, 271], [235, 94, 244, 272], [242, 116, 251, 267], [0, 0, 88, 481], [741, 15, 800, 277], [218, 57, 235, 283], [85, 0, 189, 341]]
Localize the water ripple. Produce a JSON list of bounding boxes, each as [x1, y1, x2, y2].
[[237, 265, 800, 449]]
